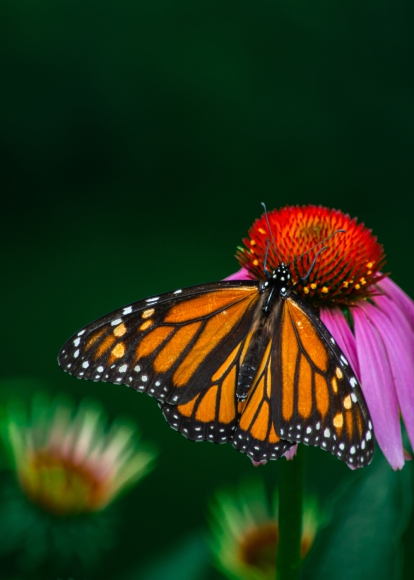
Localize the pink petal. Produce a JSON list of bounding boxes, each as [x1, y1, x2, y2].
[[353, 304, 404, 470], [223, 268, 254, 281], [369, 294, 414, 457], [250, 458, 268, 467], [320, 307, 360, 380], [377, 277, 414, 333], [284, 444, 298, 460]]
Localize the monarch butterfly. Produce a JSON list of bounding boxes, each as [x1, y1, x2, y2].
[[58, 232, 374, 468]]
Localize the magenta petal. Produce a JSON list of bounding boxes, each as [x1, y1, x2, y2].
[[353, 304, 404, 470], [284, 444, 298, 460], [223, 268, 253, 281], [377, 277, 414, 332], [320, 307, 360, 381], [365, 295, 414, 458]]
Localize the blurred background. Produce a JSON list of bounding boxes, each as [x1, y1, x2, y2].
[[2, 0, 414, 578]]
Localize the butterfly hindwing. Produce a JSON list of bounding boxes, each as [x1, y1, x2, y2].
[[159, 339, 245, 444], [272, 294, 374, 467], [58, 281, 260, 405], [232, 336, 295, 462], [160, 333, 295, 463]]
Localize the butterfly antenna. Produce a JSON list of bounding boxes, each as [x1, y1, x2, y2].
[[263, 238, 271, 279], [288, 229, 346, 267], [261, 202, 280, 264]]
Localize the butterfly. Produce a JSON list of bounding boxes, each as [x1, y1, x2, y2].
[[58, 244, 374, 468]]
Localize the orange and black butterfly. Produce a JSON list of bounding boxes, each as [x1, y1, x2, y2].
[[58, 247, 374, 468]]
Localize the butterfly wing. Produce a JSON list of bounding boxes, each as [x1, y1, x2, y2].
[[271, 293, 374, 467], [58, 281, 261, 406], [159, 330, 295, 462], [232, 336, 295, 462]]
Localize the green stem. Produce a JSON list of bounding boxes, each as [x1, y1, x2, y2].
[[277, 445, 304, 580]]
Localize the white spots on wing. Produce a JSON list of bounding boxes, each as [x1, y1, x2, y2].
[[351, 393, 357, 403], [74, 349, 80, 358], [73, 337, 81, 347], [119, 364, 128, 373], [361, 440, 366, 449], [174, 289, 182, 294], [111, 318, 122, 326], [141, 375, 148, 382], [123, 306, 132, 315], [82, 361, 89, 369], [324, 428, 330, 438], [350, 446, 356, 454], [330, 337, 335, 344], [146, 296, 159, 303], [306, 426, 312, 434], [97, 366, 104, 373], [366, 431, 372, 440], [339, 443, 345, 450], [350, 377, 357, 388], [340, 354, 348, 366], [316, 422, 321, 430], [78, 330, 85, 336], [155, 381, 161, 387], [134, 365, 141, 372], [280, 429, 284, 435], [369, 421, 373, 430]]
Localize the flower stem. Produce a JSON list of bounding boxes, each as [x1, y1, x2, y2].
[[277, 445, 304, 580]]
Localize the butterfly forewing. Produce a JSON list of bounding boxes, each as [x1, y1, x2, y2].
[[272, 294, 374, 467], [58, 281, 260, 405]]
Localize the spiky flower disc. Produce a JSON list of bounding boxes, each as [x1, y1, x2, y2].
[[237, 205, 386, 308]]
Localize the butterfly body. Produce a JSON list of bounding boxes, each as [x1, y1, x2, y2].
[[58, 263, 374, 467]]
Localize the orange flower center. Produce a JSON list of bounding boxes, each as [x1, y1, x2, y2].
[[237, 205, 386, 308]]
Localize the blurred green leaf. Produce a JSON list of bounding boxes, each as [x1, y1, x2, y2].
[[122, 531, 210, 580], [303, 451, 412, 580]]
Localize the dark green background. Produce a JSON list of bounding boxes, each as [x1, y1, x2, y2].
[[2, 0, 414, 578]]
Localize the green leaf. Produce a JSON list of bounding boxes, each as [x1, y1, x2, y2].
[[122, 530, 210, 580], [303, 451, 412, 580]]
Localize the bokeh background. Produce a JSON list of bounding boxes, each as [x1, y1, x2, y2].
[[2, 0, 414, 578]]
